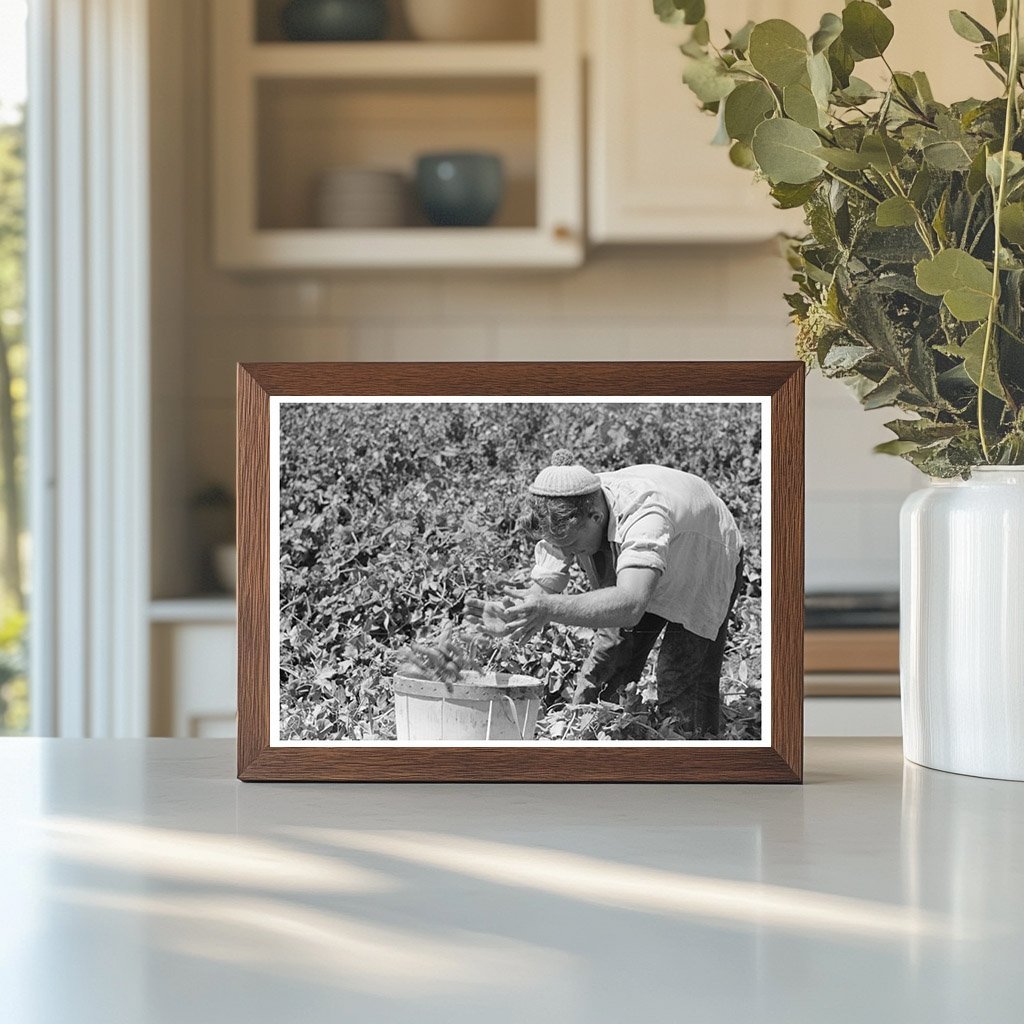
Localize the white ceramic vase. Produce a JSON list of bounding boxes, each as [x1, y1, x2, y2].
[[900, 467, 1024, 781]]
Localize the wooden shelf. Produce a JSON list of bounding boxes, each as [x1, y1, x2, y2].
[[804, 629, 900, 675], [212, 0, 583, 269], [249, 42, 544, 78], [150, 597, 237, 624], [217, 226, 580, 270], [804, 673, 900, 698]]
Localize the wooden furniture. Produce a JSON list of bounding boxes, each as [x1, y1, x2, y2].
[[211, 0, 583, 268], [585, 0, 997, 244], [803, 627, 900, 735], [804, 628, 900, 698], [586, 0, 809, 243]]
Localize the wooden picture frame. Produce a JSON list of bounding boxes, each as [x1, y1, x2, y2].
[[237, 362, 804, 782]]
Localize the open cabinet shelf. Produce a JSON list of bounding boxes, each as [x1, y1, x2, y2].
[[211, 0, 582, 269], [249, 42, 546, 77]]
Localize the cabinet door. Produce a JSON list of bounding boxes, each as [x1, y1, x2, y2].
[[588, 0, 995, 244], [588, 0, 811, 243]]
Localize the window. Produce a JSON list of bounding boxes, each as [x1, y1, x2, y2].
[[0, 0, 28, 734]]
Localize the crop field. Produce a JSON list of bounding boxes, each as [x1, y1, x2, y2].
[[277, 400, 763, 742]]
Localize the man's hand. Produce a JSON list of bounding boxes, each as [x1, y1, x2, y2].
[[497, 586, 552, 642], [463, 595, 515, 637]]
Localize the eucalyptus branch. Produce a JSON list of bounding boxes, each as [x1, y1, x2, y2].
[[969, 212, 994, 253], [962, 191, 980, 249], [997, 319, 1024, 346], [978, 0, 1021, 461], [822, 167, 880, 205], [749, 68, 784, 117], [884, 170, 939, 255]]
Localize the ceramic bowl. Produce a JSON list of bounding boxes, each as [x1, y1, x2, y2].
[[315, 168, 408, 228], [281, 0, 388, 42], [414, 152, 504, 227], [403, 0, 534, 42]]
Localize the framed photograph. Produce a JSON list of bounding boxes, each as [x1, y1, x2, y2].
[[237, 362, 803, 782]]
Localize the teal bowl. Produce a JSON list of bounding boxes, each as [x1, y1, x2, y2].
[[280, 0, 388, 42], [415, 153, 505, 228]]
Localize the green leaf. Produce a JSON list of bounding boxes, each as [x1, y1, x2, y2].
[[948, 10, 994, 44], [682, 57, 736, 104], [838, 76, 878, 104], [784, 80, 824, 129], [909, 164, 933, 205], [770, 180, 820, 209], [891, 72, 922, 109], [938, 325, 1005, 398], [874, 439, 922, 455], [932, 190, 950, 246], [810, 13, 843, 54], [729, 140, 757, 170], [808, 51, 833, 110], [724, 20, 755, 53], [653, 0, 681, 24], [1000, 203, 1024, 245], [915, 249, 994, 321], [967, 144, 991, 194], [923, 140, 972, 171], [862, 374, 903, 409], [813, 145, 872, 170], [860, 133, 904, 173], [653, 0, 705, 26], [680, 37, 708, 59], [842, 1, 895, 59], [751, 118, 828, 184], [683, 0, 705, 25], [723, 81, 775, 144], [876, 197, 918, 228], [913, 71, 935, 104], [827, 36, 856, 88], [748, 20, 809, 86], [986, 150, 1024, 191], [884, 418, 963, 443]]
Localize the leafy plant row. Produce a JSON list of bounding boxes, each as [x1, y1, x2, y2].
[[278, 401, 762, 741]]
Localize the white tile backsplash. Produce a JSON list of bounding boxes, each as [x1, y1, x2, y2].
[[182, 248, 918, 592]]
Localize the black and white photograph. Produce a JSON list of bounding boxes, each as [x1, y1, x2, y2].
[[270, 396, 770, 745]]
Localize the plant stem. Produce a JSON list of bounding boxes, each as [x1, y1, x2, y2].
[[968, 212, 994, 253], [750, 69, 784, 117], [978, 0, 1021, 462], [822, 167, 880, 205], [884, 170, 939, 255], [997, 319, 1024, 345]]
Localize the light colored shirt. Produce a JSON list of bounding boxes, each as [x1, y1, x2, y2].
[[530, 465, 744, 640]]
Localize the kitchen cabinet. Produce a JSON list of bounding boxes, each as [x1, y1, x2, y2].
[[150, 601, 237, 738], [211, 0, 583, 269], [587, 0, 811, 243], [586, 0, 999, 244]]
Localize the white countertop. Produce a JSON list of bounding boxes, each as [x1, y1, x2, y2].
[[1, 738, 1020, 1023]]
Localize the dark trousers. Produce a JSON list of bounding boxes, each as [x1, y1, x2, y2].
[[572, 555, 745, 737]]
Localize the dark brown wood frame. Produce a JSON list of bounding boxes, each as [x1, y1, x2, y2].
[[237, 362, 804, 782]]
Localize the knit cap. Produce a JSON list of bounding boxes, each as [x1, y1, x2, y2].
[[528, 449, 601, 497]]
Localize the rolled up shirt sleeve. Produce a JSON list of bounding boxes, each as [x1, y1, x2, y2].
[[530, 540, 572, 593], [615, 510, 670, 578]]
